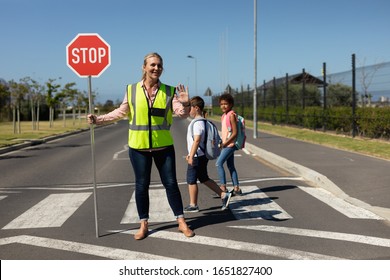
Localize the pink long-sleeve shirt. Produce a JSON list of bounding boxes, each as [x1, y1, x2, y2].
[[95, 81, 189, 124]]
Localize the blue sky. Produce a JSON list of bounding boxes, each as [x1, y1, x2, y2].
[[1, 0, 389, 103]]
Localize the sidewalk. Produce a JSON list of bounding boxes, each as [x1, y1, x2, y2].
[[244, 128, 390, 221]]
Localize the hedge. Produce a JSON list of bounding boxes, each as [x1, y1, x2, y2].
[[212, 106, 390, 140]]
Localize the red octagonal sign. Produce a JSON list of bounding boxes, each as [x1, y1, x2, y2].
[[66, 33, 111, 77]]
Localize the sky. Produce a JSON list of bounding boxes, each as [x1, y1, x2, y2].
[[1, 0, 390, 103]]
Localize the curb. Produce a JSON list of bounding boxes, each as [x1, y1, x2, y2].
[[0, 128, 89, 155], [244, 141, 390, 221]]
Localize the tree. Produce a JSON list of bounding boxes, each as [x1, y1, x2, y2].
[[57, 82, 78, 127], [327, 83, 353, 107], [45, 78, 61, 127], [31, 80, 45, 130], [8, 79, 29, 133], [0, 80, 10, 121], [21, 77, 44, 130], [359, 59, 384, 107], [102, 99, 115, 112], [76, 90, 88, 126]]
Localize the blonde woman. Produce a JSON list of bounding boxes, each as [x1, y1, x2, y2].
[[88, 53, 194, 240]]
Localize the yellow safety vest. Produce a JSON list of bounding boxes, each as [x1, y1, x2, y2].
[[127, 82, 174, 149]]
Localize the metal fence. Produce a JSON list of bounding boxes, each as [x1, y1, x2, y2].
[[212, 56, 390, 139]]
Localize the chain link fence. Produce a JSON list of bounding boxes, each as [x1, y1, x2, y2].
[[212, 56, 390, 140]]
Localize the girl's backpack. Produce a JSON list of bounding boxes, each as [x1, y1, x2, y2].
[[225, 110, 246, 149]]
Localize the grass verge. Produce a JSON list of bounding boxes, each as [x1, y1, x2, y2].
[[209, 116, 390, 160], [0, 120, 89, 147]]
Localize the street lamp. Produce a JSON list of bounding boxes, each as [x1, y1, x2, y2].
[[187, 55, 198, 95], [253, 0, 258, 138]]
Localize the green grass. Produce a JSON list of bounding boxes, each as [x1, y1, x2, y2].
[[0, 120, 89, 147], [209, 116, 390, 160]]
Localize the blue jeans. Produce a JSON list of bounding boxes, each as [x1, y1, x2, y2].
[[128, 145, 184, 220], [215, 146, 239, 186]]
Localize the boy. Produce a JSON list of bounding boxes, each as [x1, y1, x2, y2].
[[185, 96, 232, 212]]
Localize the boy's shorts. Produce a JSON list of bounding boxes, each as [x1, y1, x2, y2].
[[186, 155, 210, 184]]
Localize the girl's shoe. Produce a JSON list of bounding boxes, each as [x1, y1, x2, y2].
[[232, 188, 243, 196], [221, 191, 232, 211]]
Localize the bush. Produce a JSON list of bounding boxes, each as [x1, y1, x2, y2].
[[211, 104, 390, 140]]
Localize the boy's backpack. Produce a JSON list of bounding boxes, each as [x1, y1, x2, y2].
[[189, 118, 222, 160], [225, 110, 246, 149]]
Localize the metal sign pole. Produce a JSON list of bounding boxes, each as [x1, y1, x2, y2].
[[88, 75, 99, 238], [253, 0, 258, 138]]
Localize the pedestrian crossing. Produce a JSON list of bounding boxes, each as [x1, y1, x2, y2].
[[298, 186, 383, 219], [228, 185, 293, 220], [2, 193, 92, 229], [121, 189, 175, 223], [1, 183, 384, 230]]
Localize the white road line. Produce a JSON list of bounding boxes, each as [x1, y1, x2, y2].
[[2, 192, 92, 229], [0, 177, 303, 191], [230, 225, 390, 248], [0, 195, 7, 201], [0, 235, 175, 260], [0, 191, 20, 194], [117, 229, 342, 260], [0, 183, 134, 192], [229, 185, 293, 220], [298, 186, 384, 220], [121, 189, 175, 223], [113, 145, 128, 160]]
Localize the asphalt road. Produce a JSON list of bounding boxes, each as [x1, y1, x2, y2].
[[0, 118, 389, 260]]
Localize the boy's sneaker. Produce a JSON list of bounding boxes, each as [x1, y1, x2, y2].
[[184, 205, 199, 213], [221, 192, 232, 211], [232, 189, 243, 196]]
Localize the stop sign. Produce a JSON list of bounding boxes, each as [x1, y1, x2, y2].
[[66, 33, 111, 77]]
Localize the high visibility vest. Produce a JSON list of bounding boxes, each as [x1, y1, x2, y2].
[[127, 82, 174, 149]]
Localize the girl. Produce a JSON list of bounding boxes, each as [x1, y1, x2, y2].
[[216, 93, 242, 196]]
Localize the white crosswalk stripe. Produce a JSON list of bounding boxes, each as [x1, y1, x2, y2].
[[2, 192, 92, 229], [0, 195, 7, 201], [230, 225, 390, 248], [298, 186, 384, 220], [229, 185, 292, 220], [0, 235, 175, 260], [121, 189, 175, 223], [119, 229, 342, 260]]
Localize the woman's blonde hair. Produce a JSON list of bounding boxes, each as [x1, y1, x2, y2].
[[142, 52, 163, 80]]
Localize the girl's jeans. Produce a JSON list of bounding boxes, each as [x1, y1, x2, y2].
[[215, 146, 239, 187], [129, 145, 184, 220]]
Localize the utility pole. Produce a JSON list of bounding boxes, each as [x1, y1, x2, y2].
[[187, 55, 198, 95], [253, 0, 258, 138]]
